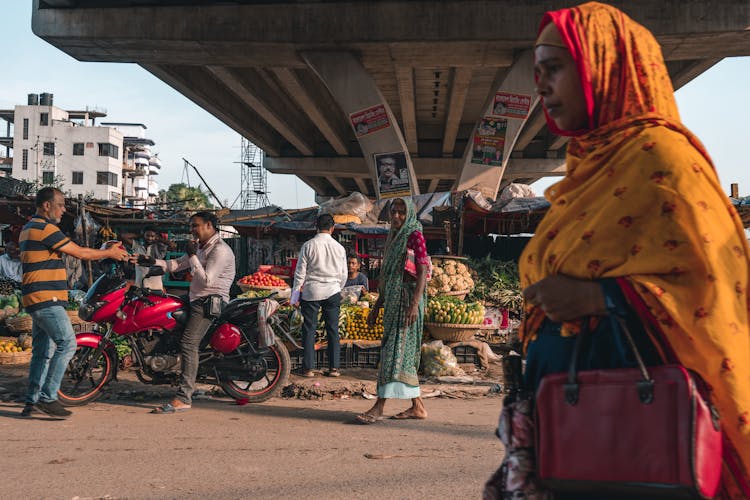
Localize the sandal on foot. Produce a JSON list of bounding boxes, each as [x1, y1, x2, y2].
[[292, 369, 316, 378], [355, 413, 383, 425], [391, 410, 426, 420], [151, 402, 191, 414], [324, 368, 341, 377]]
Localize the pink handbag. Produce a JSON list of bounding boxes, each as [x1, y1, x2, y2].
[[535, 317, 723, 498]]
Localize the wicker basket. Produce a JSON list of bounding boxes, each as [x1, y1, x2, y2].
[[6, 315, 32, 333], [237, 281, 289, 292], [67, 310, 82, 325], [0, 349, 32, 365], [441, 289, 471, 300], [0, 336, 31, 365], [424, 322, 481, 342]]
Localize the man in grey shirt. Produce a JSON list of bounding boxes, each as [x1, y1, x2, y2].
[[139, 211, 236, 413], [291, 214, 347, 377]]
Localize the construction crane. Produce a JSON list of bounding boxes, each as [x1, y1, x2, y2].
[[182, 158, 225, 209]]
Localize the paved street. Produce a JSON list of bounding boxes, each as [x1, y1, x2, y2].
[[0, 369, 503, 499]]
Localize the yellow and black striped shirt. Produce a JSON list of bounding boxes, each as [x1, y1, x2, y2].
[[19, 216, 71, 312]]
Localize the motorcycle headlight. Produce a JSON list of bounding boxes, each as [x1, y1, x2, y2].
[[79, 301, 106, 321]]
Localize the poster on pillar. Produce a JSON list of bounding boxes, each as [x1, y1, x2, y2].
[[374, 152, 411, 200], [350, 104, 390, 137], [471, 118, 507, 167], [492, 92, 532, 119]]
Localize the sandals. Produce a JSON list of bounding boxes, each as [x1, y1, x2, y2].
[[292, 369, 316, 378], [324, 368, 341, 377], [390, 409, 427, 420], [355, 412, 383, 425], [151, 402, 191, 414]]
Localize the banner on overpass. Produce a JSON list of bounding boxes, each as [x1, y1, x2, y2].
[[350, 104, 391, 137], [374, 151, 412, 200], [471, 118, 507, 167]]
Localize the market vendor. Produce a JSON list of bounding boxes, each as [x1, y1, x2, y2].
[[0, 241, 22, 283], [344, 253, 368, 291]]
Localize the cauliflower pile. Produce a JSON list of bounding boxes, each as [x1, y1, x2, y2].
[[427, 258, 475, 297]]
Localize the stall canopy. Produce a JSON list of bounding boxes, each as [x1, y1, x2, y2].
[[225, 189, 552, 237]]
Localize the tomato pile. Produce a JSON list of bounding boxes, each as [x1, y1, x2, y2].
[[238, 271, 288, 288]]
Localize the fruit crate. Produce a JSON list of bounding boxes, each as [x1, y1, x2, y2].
[[289, 343, 354, 370], [351, 344, 380, 369], [451, 344, 482, 366]]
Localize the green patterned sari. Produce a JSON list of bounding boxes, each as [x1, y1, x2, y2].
[[377, 198, 425, 398]]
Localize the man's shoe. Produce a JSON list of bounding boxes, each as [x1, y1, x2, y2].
[[324, 368, 341, 377], [292, 368, 316, 378], [20, 403, 35, 417], [35, 400, 72, 418]]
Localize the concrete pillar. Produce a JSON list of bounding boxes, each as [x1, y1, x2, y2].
[[456, 50, 537, 200], [301, 51, 419, 199]]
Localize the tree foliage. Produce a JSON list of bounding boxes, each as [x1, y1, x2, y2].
[[160, 183, 213, 210]]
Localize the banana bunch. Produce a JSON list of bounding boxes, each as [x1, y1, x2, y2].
[[99, 226, 117, 240], [426, 296, 485, 325]]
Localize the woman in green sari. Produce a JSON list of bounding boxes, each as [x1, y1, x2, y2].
[[356, 197, 430, 424]]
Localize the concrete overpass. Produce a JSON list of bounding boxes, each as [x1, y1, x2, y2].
[[32, 1, 750, 199]]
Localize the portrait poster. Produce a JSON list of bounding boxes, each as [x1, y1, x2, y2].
[[492, 92, 532, 119], [350, 104, 390, 137], [374, 151, 411, 200], [471, 117, 507, 167]]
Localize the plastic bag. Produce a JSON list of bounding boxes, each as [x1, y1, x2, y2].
[[318, 192, 373, 220], [340, 285, 363, 304], [419, 340, 465, 377]]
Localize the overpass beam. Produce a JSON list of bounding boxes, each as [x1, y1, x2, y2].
[[442, 67, 473, 157]]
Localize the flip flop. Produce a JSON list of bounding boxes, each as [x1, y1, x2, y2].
[[390, 410, 427, 420], [151, 402, 191, 414], [355, 413, 383, 425]]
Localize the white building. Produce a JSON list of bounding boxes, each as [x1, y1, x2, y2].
[[0, 93, 160, 205], [101, 122, 161, 208]]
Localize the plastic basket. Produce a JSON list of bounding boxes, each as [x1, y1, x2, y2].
[[424, 322, 481, 342], [351, 344, 381, 368], [451, 344, 481, 365]]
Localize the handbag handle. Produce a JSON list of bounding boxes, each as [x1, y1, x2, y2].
[[564, 315, 655, 406]]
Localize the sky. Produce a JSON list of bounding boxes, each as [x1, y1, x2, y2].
[[1, 3, 748, 207]]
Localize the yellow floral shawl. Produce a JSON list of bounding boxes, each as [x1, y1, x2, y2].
[[521, 2, 750, 495]]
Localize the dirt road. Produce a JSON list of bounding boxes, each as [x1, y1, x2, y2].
[[0, 373, 504, 499]]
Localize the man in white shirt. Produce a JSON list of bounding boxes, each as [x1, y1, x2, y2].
[[290, 214, 347, 377], [0, 242, 22, 283]]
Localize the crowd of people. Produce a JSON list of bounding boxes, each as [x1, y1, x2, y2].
[[5, 1, 749, 496]]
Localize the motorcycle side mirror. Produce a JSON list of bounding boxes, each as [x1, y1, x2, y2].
[[144, 266, 165, 278]]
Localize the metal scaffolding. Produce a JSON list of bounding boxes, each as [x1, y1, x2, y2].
[[237, 138, 269, 209]]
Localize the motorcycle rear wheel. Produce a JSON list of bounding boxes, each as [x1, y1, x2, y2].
[[219, 342, 290, 403], [58, 345, 115, 406]]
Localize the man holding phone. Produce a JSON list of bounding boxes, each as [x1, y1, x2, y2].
[[138, 211, 235, 413]]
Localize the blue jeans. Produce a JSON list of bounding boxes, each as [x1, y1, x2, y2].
[[300, 293, 341, 371], [25, 306, 76, 404]]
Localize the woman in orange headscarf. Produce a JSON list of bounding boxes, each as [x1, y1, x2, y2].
[[517, 2, 750, 497]]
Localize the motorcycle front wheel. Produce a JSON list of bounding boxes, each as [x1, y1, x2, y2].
[[58, 345, 116, 406], [219, 342, 290, 403]]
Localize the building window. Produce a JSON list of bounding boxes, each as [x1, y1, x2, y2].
[[97, 171, 118, 187], [43, 142, 55, 156], [22, 149, 28, 170], [40, 113, 49, 126], [73, 143, 84, 156], [72, 171, 83, 185], [42, 172, 54, 185], [22, 119, 28, 140], [98, 143, 119, 159]]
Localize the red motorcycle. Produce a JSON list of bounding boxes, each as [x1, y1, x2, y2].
[[58, 264, 292, 405]]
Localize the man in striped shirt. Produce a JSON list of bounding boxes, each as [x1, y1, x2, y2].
[[20, 187, 129, 418]]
